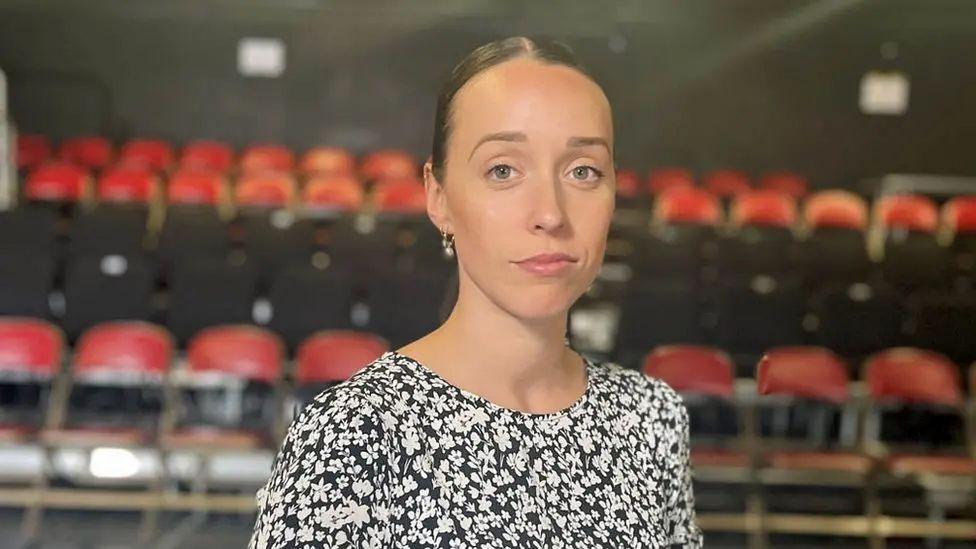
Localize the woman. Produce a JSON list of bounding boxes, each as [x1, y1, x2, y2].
[[249, 36, 702, 548]]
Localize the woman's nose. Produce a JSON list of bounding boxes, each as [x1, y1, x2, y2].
[[530, 179, 567, 233]]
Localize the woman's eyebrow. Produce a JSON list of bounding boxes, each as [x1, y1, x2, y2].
[[566, 136, 610, 152], [468, 131, 527, 161]]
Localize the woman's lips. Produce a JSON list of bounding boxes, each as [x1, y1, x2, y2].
[[513, 253, 578, 276]]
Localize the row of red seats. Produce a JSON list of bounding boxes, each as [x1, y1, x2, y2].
[[646, 186, 976, 236], [22, 160, 976, 237], [647, 345, 976, 543], [0, 317, 388, 447], [617, 167, 809, 199], [4, 315, 972, 477], [647, 344, 974, 475], [16, 135, 417, 180], [22, 163, 426, 213]]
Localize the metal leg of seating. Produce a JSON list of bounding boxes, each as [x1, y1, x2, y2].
[[865, 471, 886, 549], [137, 450, 165, 545], [191, 454, 212, 520], [746, 484, 766, 549], [20, 456, 51, 543], [742, 398, 767, 549], [924, 506, 946, 549], [21, 366, 71, 543]]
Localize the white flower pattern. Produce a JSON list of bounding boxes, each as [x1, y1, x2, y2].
[[249, 350, 703, 548]]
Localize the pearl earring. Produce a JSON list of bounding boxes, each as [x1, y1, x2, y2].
[[441, 229, 455, 258]]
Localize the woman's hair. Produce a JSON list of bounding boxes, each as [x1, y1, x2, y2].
[[430, 36, 596, 183]]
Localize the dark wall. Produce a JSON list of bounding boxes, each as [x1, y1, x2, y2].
[[2, 0, 975, 187]]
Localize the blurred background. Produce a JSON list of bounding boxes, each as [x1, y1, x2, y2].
[[0, 0, 974, 547]]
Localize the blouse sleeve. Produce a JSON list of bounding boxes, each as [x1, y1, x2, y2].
[[248, 390, 390, 549], [667, 401, 704, 548]]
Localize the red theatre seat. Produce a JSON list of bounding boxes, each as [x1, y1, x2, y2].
[[0, 318, 64, 443], [73, 321, 172, 379], [373, 177, 426, 214], [303, 175, 365, 212], [240, 144, 295, 175], [41, 321, 173, 448], [360, 150, 418, 182], [643, 346, 747, 470], [759, 171, 808, 198], [865, 348, 962, 408], [162, 325, 284, 450], [167, 169, 225, 206], [296, 330, 388, 385], [16, 135, 52, 171], [119, 139, 175, 172], [24, 163, 90, 203], [804, 190, 868, 230], [653, 186, 722, 226], [731, 189, 798, 228], [185, 325, 281, 385], [643, 345, 735, 398], [874, 194, 939, 233], [703, 169, 752, 199], [614, 169, 642, 199], [235, 172, 296, 208], [301, 147, 357, 178], [180, 141, 234, 173], [756, 347, 873, 474], [942, 196, 976, 235], [864, 348, 976, 477], [647, 167, 694, 195], [59, 136, 113, 171], [96, 166, 159, 204]]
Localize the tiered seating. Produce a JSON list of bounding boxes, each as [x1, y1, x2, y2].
[[0, 318, 63, 444], [12, 141, 976, 367], [615, 187, 722, 365], [118, 139, 175, 172], [874, 194, 950, 290], [613, 168, 642, 206], [943, 196, 976, 281], [291, 330, 387, 411], [4, 140, 976, 544], [647, 167, 694, 195], [161, 325, 283, 457], [646, 344, 976, 545], [24, 162, 90, 204], [714, 190, 804, 355], [0, 207, 59, 318], [16, 135, 51, 172], [759, 171, 808, 198], [0, 318, 387, 540], [58, 136, 112, 171], [239, 143, 294, 175], [703, 169, 751, 200], [300, 147, 356, 178], [179, 140, 234, 173]]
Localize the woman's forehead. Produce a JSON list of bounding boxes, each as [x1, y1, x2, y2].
[[450, 58, 613, 150]]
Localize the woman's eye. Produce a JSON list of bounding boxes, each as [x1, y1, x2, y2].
[[570, 166, 603, 181], [487, 164, 514, 181]]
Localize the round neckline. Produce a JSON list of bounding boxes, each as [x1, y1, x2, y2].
[[384, 349, 596, 421]]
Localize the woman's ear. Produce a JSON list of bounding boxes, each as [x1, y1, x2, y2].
[[424, 161, 452, 233]]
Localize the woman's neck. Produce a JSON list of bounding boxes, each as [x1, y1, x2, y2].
[[396, 275, 586, 415]]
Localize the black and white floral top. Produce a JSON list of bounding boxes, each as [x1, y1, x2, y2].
[[249, 350, 703, 548]]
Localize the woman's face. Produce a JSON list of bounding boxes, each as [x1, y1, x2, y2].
[[427, 57, 616, 321]]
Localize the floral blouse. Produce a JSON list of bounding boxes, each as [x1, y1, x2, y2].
[[249, 350, 703, 548]]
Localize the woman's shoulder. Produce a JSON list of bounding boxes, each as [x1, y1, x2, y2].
[[587, 357, 688, 418], [287, 352, 409, 442]]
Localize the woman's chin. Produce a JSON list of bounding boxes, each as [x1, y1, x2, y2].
[[503, 289, 578, 320]]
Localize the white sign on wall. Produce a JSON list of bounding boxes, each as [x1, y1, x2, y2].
[[859, 71, 910, 115], [237, 38, 286, 78]]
